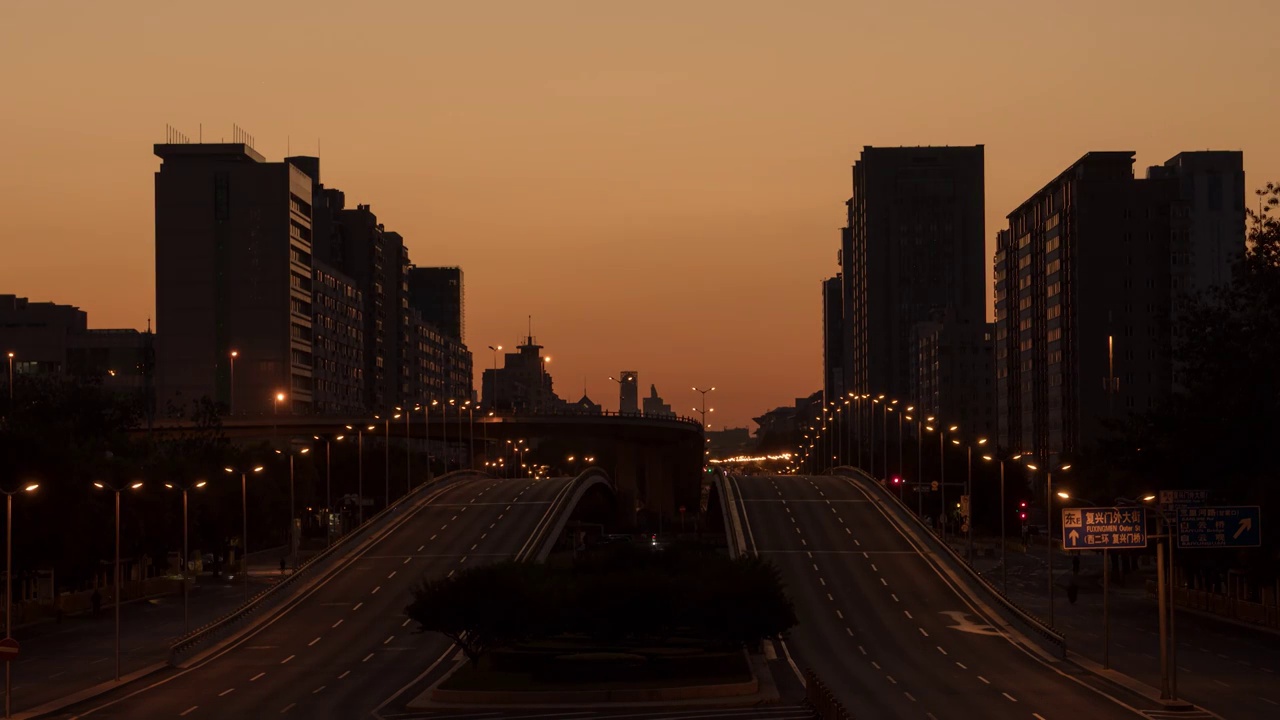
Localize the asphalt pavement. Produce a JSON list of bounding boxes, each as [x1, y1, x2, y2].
[[727, 473, 1177, 720], [964, 535, 1279, 719], [48, 475, 573, 720]]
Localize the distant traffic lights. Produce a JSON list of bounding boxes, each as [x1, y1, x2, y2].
[[891, 476, 901, 485]]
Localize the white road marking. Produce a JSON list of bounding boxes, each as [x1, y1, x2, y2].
[[956, 662, 967, 670], [819, 578, 826, 586], [447, 569, 455, 577], [281, 655, 295, 664], [887, 675, 897, 684], [827, 593, 834, 601], [936, 646, 947, 655], [372, 586, 381, 594], [312, 685, 326, 694], [402, 618, 412, 627], [846, 627, 853, 636], [417, 545, 425, 551], [891, 594, 899, 602], [451, 515, 458, 521], [353, 602, 363, 611], [219, 688, 235, 697], [460, 555, 468, 563], [430, 534, 437, 540], [489, 522, 495, 529], [801, 538, 807, 546], [880, 578, 888, 586], [402, 557, 411, 565], [919, 628, 929, 637], [871, 563, 878, 571], [250, 672, 266, 681], [1257, 696, 1278, 706], [471, 543, 478, 550], [362, 653, 374, 662], [338, 670, 351, 679], [308, 637, 321, 647], [280, 704, 296, 714], [904, 692, 916, 702], [813, 563, 819, 571], [384, 635, 395, 644], [180, 706, 198, 716], [904, 610, 913, 619], [846, 528, 852, 534], [836, 610, 843, 619], [332, 620, 343, 629], [858, 646, 867, 655], [1033, 714, 1048, 720], [871, 661, 881, 670], [1001, 692, 1016, 702], [978, 675, 990, 684], [388, 571, 396, 579]]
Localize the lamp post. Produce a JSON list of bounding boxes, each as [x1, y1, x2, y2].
[[222, 466, 264, 603], [608, 375, 634, 415], [869, 397, 879, 478], [5, 352, 13, 405], [91, 480, 143, 682], [228, 350, 238, 415], [487, 345, 503, 412], [345, 424, 374, 524], [401, 407, 411, 493], [272, 391, 286, 443], [374, 412, 400, 509], [313, 434, 345, 544], [1023, 458, 1071, 626], [980, 453, 1021, 594], [951, 436, 988, 561], [449, 400, 460, 470], [421, 403, 433, 480], [3, 482, 37, 717], [465, 401, 475, 470], [161, 480, 206, 634], [274, 447, 309, 569]]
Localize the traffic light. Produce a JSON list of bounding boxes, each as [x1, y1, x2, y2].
[[891, 476, 901, 485]]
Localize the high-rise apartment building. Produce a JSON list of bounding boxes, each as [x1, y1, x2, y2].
[[822, 275, 845, 402], [154, 143, 315, 416], [407, 267, 464, 343], [993, 151, 1244, 458], [481, 336, 556, 413], [910, 314, 995, 439], [841, 146, 986, 404]]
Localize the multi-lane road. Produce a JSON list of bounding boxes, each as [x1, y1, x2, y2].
[[727, 473, 1194, 720], [51, 475, 574, 719]]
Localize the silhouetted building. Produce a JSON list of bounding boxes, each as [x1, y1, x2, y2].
[[841, 146, 986, 403], [153, 142, 315, 415], [481, 335, 557, 413], [0, 295, 154, 405], [752, 391, 824, 453], [407, 267, 464, 343], [569, 394, 602, 414], [642, 384, 674, 418], [310, 263, 365, 414], [910, 315, 995, 439], [993, 151, 1243, 457], [822, 275, 845, 402], [707, 427, 752, 457], [617, 371, 639, 414]]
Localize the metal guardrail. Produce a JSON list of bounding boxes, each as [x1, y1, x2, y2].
[[831, 465, 1067, 656], [803, 667, 851, 719], [168, 469, 491, 664], [494, 408, 704, 429]]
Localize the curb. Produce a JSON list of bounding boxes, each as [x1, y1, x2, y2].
[[1066, 651, 1203, 713], [13, 662, 169, 720]]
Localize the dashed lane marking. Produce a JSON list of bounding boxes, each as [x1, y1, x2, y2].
[[332, 620, 343, 629], [353, 602, 363, 611], [362, 653, 374, 662], [978, 676, 990, 684], [218, 688, 235, 697], [1002, 692, 1016, 702], [338, 670, 351, 679], [280, 704, 295, 715], [281, 655, 295, 665], [180, 706, 198, 716], [312, 685, 326, 694], [308, 637, 321, 647], [250, 672, 265, 681], [372, 586, 381, 595]]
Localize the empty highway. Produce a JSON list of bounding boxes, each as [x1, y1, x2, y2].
[[51, 475, 574, 720], [728, 473, 1181, 720]]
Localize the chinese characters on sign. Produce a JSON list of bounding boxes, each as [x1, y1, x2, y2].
[[1061, 507, 1148, 550], [1176, 506, 1261, 548]]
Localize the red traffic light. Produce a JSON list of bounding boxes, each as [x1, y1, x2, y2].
[[1019, 501, 1027, 508], [1019, 512, 1027, 520], [891, 476, 901, 484]]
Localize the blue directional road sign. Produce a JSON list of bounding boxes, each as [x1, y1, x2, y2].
[[1177, 506, 1262, 549], [1061, 507, 1148, 550]]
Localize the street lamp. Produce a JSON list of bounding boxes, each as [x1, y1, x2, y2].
[[274, 447, 310, 569], [222, 466, 264, 603], [373, 412, 401, 510], [693, 387, 715, 428], [345, 425, 376, 524], [313, 434, 345, 544], [1023, 458, 1071, 626], [980, 452, 1021, 594], [487, 345, 503, 412], [161, 480, 206, 633], [228, 350, 239, 415], [5, 352, 13, 405], [951, 436, 988, 561], [91, 480, 143, 682], [608, 375, 635, 415], [463, 401, 475, 470], [2, 481, 37, 717]]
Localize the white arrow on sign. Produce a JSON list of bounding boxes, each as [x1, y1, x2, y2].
[[1068, 529, 1080, 545], [1234, 518, 1252, 540]]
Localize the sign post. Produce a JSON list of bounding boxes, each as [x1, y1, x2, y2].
[[1061, 506, 1148, 673]]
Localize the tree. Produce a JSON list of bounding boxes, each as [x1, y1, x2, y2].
[[405, 562, 547, 666]]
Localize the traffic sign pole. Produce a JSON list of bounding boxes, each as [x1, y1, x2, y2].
[[1103, 547, 1110, 670]]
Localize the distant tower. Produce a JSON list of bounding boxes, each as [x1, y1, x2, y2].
[[618, 371, 638, 414]]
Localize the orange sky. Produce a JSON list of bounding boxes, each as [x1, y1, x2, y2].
[[1, 0, 1275, 429]]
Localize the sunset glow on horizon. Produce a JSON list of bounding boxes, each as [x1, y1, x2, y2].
[[2, 0, 1275, 427]]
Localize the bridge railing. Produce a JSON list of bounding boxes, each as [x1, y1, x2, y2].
[[529, 467, 614, 563], [803, 668, 851, 720], [168, 469, 491, 665], [831, 465, 1067, 657], [492, 408, 704, 429]]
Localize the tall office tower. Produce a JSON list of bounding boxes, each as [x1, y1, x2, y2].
[[618, 371, 639, 415], [154, 142, 315, 416], [822, 275, 845, 402], [840, 146, 986, 405], [407, 267, 464, 343]]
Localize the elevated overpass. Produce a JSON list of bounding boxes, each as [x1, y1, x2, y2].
[[133, 410, 704, 525]]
